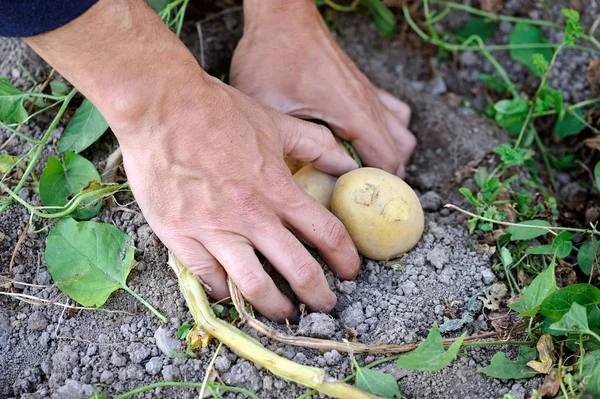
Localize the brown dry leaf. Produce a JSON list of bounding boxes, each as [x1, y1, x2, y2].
[[188, 325, 213, 350], [345, 326, 359, 342], [480, 230, 505, 245], [587, 60, 600, 94], [518, 269, 533, 288], [532, 368, 560, 398], [584, 136, 600, 151], [476, 243, 497, 255], [489, 309, 511, 332], [569, 0, 583, 12], [498, 203, 517, 224], [526, 334, 556, 374], [557, 259, 578, 286], [479, 0, 503, 12], [479, 282, 508, 311], [586, 206, 600, 225], [507, 293, 522, 306]]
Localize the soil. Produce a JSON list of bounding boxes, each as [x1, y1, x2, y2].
[[2, 1, 598, 398]]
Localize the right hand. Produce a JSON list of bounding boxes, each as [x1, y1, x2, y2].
[[24, 0, 360, 322], [117, 74, 360, 322]]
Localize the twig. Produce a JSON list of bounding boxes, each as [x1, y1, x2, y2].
[[8, 222, 29, 274], [0, 291, 137, 315], [228, 278, 512, 354], [53, 297, 69, 338]]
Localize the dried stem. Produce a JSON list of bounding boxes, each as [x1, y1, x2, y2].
[[169, 253, 380, 399]]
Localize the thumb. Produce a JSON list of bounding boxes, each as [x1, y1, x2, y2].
[[277, 114, 358, 176]]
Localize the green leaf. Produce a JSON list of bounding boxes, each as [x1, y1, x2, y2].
[[177, 323, 192, 340], [526, 245, 553, 255], [0, 78, 28, 123], [549, 302, 590, 334], [506, 220, 552, 241], [494, 143, 528, 167], [555, 109, 586, 139], [50, 80, 68, 96], [582, 350, 600, 376], [509, 23, 553, 76], [541, 284, 600, 328], [586, 364, 600, 398], [355, 362, 401, 398], [500, 247, 513, 267], [479, 74, 509, 93], [396, 326, 466, 371], [509, 261, 557, 317], [494, 98, 529, 128], [517, 345, 538, 365], [45, 219, 135, 307], [359, 0, 396, 39], [478, 352, 537, 379], [0, 154, 19, 174], [457, 18, 497, 41], [578, 238, 600, 276], [562, 9, 584, 45], [38, 153, 102, 219], [147, 0, 170, 12], [459, 187, 480, 206], [57, 99, 109, 154], [594, 162, 600, 193], [551, 232, 573, 258]]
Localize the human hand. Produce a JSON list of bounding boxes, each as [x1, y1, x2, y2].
[[231, 0, 416, 177], [25, 0, 360, 322]]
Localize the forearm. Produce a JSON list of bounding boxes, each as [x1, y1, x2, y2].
[[24, 0, 205, 136]]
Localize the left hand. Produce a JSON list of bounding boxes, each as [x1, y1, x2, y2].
[[231, 0, 416, 177]]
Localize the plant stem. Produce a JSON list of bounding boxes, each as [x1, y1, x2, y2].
[[0, 182, 128, 219], [112, 382, 260, 399], [0, 121, 42, 144], [446, 204, 600, 235], [0, 88, 77, 215], [122, 286, 167, 324], [169, 254, 379, 399], [323, 0, 359, 12], [532, 130, 558, 192]]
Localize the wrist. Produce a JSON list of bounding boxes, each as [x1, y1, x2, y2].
[[243, 0, 318, 32], [25, 0, 207, 136]]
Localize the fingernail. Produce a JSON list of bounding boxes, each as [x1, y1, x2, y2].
[[343, 152, 359, 170], [396, 163, 406, 178]]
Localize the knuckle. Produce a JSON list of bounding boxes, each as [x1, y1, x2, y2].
[[237, 270, 269, 300], [229, 187, 264, 219], [292, 256, 321, 290], [321, 217, 349, 250]]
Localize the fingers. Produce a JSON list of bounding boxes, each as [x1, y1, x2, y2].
[[377, 88, 412, 127], [168, 237, 229, 300], [206, 236, 298, 322], [254, 226, 338, 313], [381, 107, 417, 178], [277, 113, 358, 176], [284, 198, 360, 281]]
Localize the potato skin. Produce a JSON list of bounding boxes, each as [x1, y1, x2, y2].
[[331, 167, 424, 260], [293, 164, 338, 210]]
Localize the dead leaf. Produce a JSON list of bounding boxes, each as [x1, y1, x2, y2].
[[479, 282, 508, 310], [507, 294, 521, 306], [480, 229, 505, 245], [569, 0, 583, 12], [498, 203, 517, 224], [518, 269, 534, 288], [479, 0, 503, 12], [476, 243, 497, 255], [489, 309, 511, 332], [526, 334, 556, 374], [345, 326, 359, 342], [188, 325, 212, 349], [586, 206, 600, 225], [533, 368, 560, 398], [556, 259, 578, 286], [584, 136, 600, 151], [587, 60, 600, 95]]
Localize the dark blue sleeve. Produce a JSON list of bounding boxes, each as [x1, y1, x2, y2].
[[0, 0, 98, 38]]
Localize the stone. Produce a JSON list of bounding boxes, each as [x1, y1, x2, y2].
[[481, 269, 496, 285], [145, 357, 163, 376], [27, 312, 48, 332], [298, 313, 336, 338], [161, 365, 181, 382]]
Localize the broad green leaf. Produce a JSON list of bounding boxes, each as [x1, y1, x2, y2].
[[582, 350, 600, 376], [494, 98, 529, 128], [517, 345, 538, 365], [147, 0, 169, 12], [359, 0, 396, 39], [541, 284, 600, 322], [396, 326, 466, 371], [578, 238, 600, 276], [177, 323, 192, 340], [355, 362, 401, 398], [478, 352, 537, 379], [57, 99, 109, 154], [509, 261, 556, 317], [457, 18, 497, 41], [506, 220, 552, 241], [500, 247, 513, 267], [50, 80, 68, 96], [526, 245, 553, 255], [509, 23, 552, 76], [555, 109, 586, 139], [39, 153, 102, 219], [0, 78, 28, 123], [550, 302, 590, 334], [0, 154, 19, 174], [45, 218, 134, 307], [587, 364, 600, 399], [551, 232, 573, 258]]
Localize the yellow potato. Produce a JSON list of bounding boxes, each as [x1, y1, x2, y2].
[[293, 164, 338, 210], [331, 167, 424, 260]]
